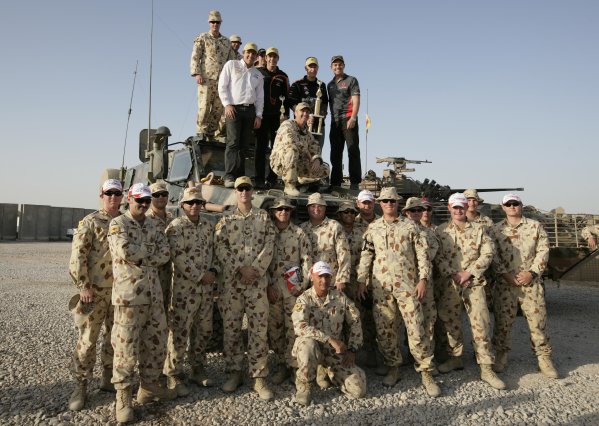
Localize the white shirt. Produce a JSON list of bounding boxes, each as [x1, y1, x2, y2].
[[218, 59, 264, 118]]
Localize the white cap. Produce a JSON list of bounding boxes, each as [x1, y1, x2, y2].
[[128, 183, 152, 199], [102, 179, 122, 192], [448, 193, 468, 208], [502, 193, 522, 205], [357, 189, 375, 202], [311, 261, 333, 276]]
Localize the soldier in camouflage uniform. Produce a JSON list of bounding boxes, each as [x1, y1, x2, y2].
[[214, 177, 276, 400], [434, 193, 506, 390], [108, 183, 175, 423], [292, 261, 366, 405], [190, 10, 236, 139], [67, 179, 123, 411], [464, 188, 494, 229], [229, 34, 242, 60], [581, 223, 599, 250], [266, 197, 313, 385], [491, 194, 558, 379], [163, 187, 217, 397], [270, 102, 330, 196], [355, 189, 379, 226], [357, 187, 441, 397]]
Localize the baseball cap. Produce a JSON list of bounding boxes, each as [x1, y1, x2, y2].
[[257, 48, 266, 56], [421, 197, 432, 208], [266, 47, 279, 56], [102, 179, 122, 192], [128, 183, 152, 199], [229, 34, 241, 42], [502, 194, 522, 205], [463, 188, 484, 203], [295, 102, 312, 113], [330, 55, 344, 65], [305, 57, 318, 67], [234, 176, 253, 189], [448, 193, 468, 208], [307, 192, 327, 206], [208, 10, 222, 22], [357, 189, 375, 202], [149, 181, 168, 194], [312, 261, 333, 276], [243, 42, 258, 53]]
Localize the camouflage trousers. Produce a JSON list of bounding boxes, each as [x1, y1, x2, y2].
[[158, 262, 172, 312], [270, 144, 329, 183], [196, 79, 223, 137], [268, 285, 298, 368], [164, 285, 213, 377], [344, 282, 377, 352], [437, 279, 494, 364], [293, 337, 367, 399], [220, 278, 270, 378], [111, 301, 168, 390], [492, 279, 552, 356], [71, 287, 114, 382], [372, 284, 434, 372], [418, 280, 437, 369]]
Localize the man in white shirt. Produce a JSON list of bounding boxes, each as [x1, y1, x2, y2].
[[218, 42, 265, 188]]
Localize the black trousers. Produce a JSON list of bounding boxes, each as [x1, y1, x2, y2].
[[329, 119, 361, 186], [254, 114, 280, 183], [225, 105, 255, 181]]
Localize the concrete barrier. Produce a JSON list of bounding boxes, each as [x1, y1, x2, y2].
[[12, 204, 95, 241], [0, 203, 19, 240]]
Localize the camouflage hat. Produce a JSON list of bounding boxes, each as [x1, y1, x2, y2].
[[243, 42, 258, 53], [208, 10, 222, 22], [307, 192, 327, 206], [149, 181, 168, 194], [331, 55, 345, 65], [266, 47, 279, 57], [448, 193, 468, 207], [128, 183, 152, 199], [376, 187, 402, 201], [311, 261, 334, 276], [270, 197, 294, 210], [338, 201, 358, 213], [68, 294, 96, 327], [102, 179, 122, 192], [463, 188, 484, 203], [295, 102, 312, 113], [180, 187, 205, 204], [229, 34, 241, 42], [234, 176, 253, 189], [305, 57, 318, 67]]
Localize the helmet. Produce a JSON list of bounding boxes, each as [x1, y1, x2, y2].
[[155, 126, 171, 137]]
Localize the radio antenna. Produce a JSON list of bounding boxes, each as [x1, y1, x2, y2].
[[121, 60, 139, 172]]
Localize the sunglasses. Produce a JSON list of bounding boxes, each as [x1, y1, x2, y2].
[[152, 192, 169, 198], [504, 202, 521, 207], [134, 198, 152, 205], [236, 186, 253, 192], [380, 199, 397, 204], [183, 200, 205, 206], [209, 21, 221, 24], [275, 207, 292, 212], [340, 210, 357, 215], [103, 191, 123, 197], [408, 208, 425, 213]]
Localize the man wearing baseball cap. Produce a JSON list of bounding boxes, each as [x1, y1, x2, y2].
[[354, 189, 379, 226], [229, 34, 242, 59], [292, 261, 366, 405], [107, 183, 174, 422], [434, 193, 506, 390], [491, 194, 558, 379], [67, 179, 123, 411]]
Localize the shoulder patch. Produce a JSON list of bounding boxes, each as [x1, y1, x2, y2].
[[109, 225, 121, 235], [293, 303, 303, 312], [77, 220, 85, 229]]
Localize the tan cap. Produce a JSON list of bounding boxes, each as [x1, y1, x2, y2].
[[208, 10, 222, 22], [149, 181, 168, 194], [180, 187, 205, 204], [270, 197, 295, 210], [68, 294, 96, 327], [338, 201, 358, 213], [402, 197, 424, 212], [463, 188, 484, 203], [295, 102, 312, 113], [243, 42, 258, 53], [229, 34, 241, 42], [376, 187, 402, 201], [266, 47, 279, 56], [305, 57, 318, 67], [234, 176, 253, 189], [331, 55, 345, 65], [307, 192, 327, 206]]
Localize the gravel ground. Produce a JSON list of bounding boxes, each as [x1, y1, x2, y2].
[[0, 242, 598, 425]]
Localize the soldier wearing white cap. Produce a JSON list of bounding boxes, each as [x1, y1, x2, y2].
[[67, 179, 123, 411], [355, 189, 380, 226], [491, 194, 558, 379]]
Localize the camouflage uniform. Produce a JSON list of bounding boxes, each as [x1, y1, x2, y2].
[[416, 223, 439, 363], [147, 208, 173, 310], [491, 217, 552, 356], [292, 287, 366, 398], [190, 32, 235, 137], [163, 215, 215, 377], [435, 221, 495, 364], [69, 209, 116, 382], [581, 224, 599, 244], [357, 218, 435, 372], [268, 223, 313, 368], [214, 207, 276, 377], [270, 119, 329, 183], [468, 213, 494, 230], [108, 212, 171, 390], [299, 217, 351, 286], [354, 213, 380, 228]]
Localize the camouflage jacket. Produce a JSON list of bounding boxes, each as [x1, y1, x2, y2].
[[435, 220, 495, 283], [165, 215, 214, 293], [468, 213, 494, 232], [492, 216, 549, 278], [69, 209, 117, 290], [190, 32, 236, 80], [340, 222, 368, 284], [268, 223, 313, 293], [299, 217, 351, 284], [581, 224, 599, 241], [292, 286, 363, 350], [146, 208, 173, 231], [214, 206, 276, 282], [357, 217, 430, 291], [271, 119, 321, 163], [108, 211, 171, 306], [355, 213, 380, 227]]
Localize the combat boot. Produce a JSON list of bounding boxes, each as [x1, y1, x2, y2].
[[167, 375, 190, 397], [221, 371, 243, 393], [284, 182, 301, 196], [115, 386, 135, 423], [68, 381, 87, 411], [493, 351, 508, 373], [295, 380, 312, 406], [137, 381, 177, 404], [480, 364, 506, 390], [271, 365, 290, 385], [316, 365, 331, 389], [437, 356, 464, 374], [100, 368, 115, 392], [382, 366, 401, 387], [421, 371, 441, 397], [375, 350, 389, 376], [538, 355, 559, 379], [191, 365, 214, 387], [297, 176, 320, 185], [253, 377, 274, 401]]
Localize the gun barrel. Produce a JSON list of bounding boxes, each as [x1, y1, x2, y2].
[[452, 188, 524, 193]]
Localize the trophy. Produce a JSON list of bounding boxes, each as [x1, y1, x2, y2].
[[279, 95, 286, 123], [309, 81, 325, 136]]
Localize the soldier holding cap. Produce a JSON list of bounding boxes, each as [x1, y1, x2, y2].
[[255, 47, 289, 189], [288, 56, 329, 148], [163, 187, 217, 397], [107, 183, 174, 423], [190, 10, 236, 140], [355, 189, 379, 226], [434, 193, 506, 390], [229, 34, 242, 60], [270, 102, 330, 196], [67, 179, 123, 411], [491, 194, 558, 379], [218, 43, 265, 187], [464, 188, 494, 230], [214, 177, 276, 400], [292, 261, 366, 405], [266, 197, 313, 385]]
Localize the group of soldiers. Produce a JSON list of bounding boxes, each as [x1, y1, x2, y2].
[[68, 172, 591, 423]]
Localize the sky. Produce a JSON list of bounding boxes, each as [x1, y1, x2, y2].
[[1, 0, 597, 213]]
